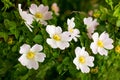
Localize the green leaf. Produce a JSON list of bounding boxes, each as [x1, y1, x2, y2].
[[4, 19, 16, 30], [0, 32, 8, 41], [105, 0, 113, 10], [116, 19, 120, 27], [33, 35, 43, 44]]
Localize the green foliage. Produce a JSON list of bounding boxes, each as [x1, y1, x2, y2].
[[0, 0, 120, 80]]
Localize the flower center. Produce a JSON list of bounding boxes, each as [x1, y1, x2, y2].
[[79, 56, 85, 64], [35, 12, 43, 19], [69, 28, 74, 33], [53, 34, 61, 41], [97, 40, 104, 47], [26, 51, 35, 59]]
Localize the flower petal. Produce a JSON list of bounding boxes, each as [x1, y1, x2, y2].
[[35, 53, 46, 62], [18, 54, 28, 66], [75, 47, 82, 57], [46, 25, 55, 37], [80, 65, 90, 73], [29, 4, 38, 14], [31, 44, 43, 53], [19, 44, 30, 54], [57, 41, 69, 50], [92, 32, 99, 42], [90, 42, 98, 54], [27, 60, 39, 70], [46, 38, 57, 48], [98, 47, 108, 56]]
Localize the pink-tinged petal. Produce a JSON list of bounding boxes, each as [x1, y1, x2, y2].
[[61, 31, 71, 41], [46, 25, 55, 37], [43, 12, 52, 20], [55, 26, 62, 34], [103, 38, 113, 46], [35, 53, 46, 62], [104, 44, 114, 49], [73, 29, 80, 35], [75, 47, 82, 57], [92, 32, 99, 42], [83, 17, 92, 25], [40, 20, 47, 25], [57, 41, 69, 50], [98, 47, 108, 56], [38, 5, 49, 13], [99, 32, 109, 40], [46, 38, 57, 48], [27, 60, 39, 70], [31, 44, 43, 53], [73, 58, 80, 70], [86, 56, 94, 67], [67, 17, 75, 28], [90, 42, 98, 54], [18, 54, 28, 66], [73, 37, 77, 42], [19, 44, 30, 54], [29, 4, 38, 14], [80, 65, 90, 73]]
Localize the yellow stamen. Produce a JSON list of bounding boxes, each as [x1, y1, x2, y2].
[[69, 28, 74, 33], [26, 51, 35, 59], [79, 56, 85, 64], [35, 12, 43, 19], [97, 40, 104, 47], [53, 34, 61, 41]]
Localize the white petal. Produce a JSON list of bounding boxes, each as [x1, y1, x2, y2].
[[46, 39, 57, 48], [99, 32, 109, 40], [67, 17, 75, 28], [90, 42, 98, 54], [86, 56, 94, 67], [98, 48, 108, 56], [103, 39, 114, 49], [57, 41, 69, 50], [35, 53, 46, 62], [92, 32, 99, 42], [19, 44, 30, 54], [75, 47, 82, 57], [55, 26, 62, 34], [29, 4, 37, 14], [26, 60, 39, 70], [43, 12, 52, 20], [46, 25, 55, 37], [80, 65, 90, 73], [38, 4, 49, 13], [73, 58, 80, 70], [61, 31, 71, 41], [31, 44, 43, 53], [83, 17, 92, 25], [18, 54, 28, 66]]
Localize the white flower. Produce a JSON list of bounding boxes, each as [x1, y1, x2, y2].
[[51, 3, 59, 16], [46, 25, 70, 50], [83, 17, 99, 38], [73, 47, 94, 73], [90, 32, 114, 56], [67, 17, 80, 42], [18, 44, 46, 70], [29, 4, 52, 25], [18, 4, 34, 32]]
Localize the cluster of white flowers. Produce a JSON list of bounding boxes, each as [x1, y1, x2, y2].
[[18, 3, 114, 73], [18, 4, 52, 32]]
